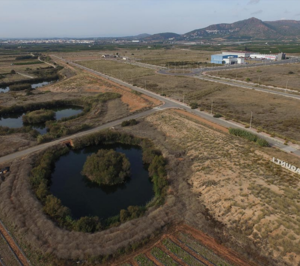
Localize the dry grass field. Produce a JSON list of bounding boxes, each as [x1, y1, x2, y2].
[[57, 48, 216, 67], [78, 59, 300, 142], [209, 63, 300, 92], [2, 109, 299, 265]]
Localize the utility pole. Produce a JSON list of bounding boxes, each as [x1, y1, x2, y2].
[[211, 101, 213, 115], [183, 94, 185, 104], [286, 79, 289, 93], [250, 111, 253, 128]]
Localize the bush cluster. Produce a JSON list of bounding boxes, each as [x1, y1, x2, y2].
[[229, 128, 269, 147], [121, 119, 138, 127], [82, 149, 131, 185], [9, 83, 32, 91], [22, 109, 55, 124], [190, 102, 198, 109]]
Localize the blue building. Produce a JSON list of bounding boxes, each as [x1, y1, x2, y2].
[[211, 54, 238, 64]]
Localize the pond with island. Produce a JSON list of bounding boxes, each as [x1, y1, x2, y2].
[[0, 80, 57, 93], [0, 107, 83, 134], [50, 143, 154, 220]]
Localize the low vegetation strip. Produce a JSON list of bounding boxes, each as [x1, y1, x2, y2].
[[177, 232, 233, 266], [22, 109, 55, 124], [229, 128, 269, 147], [135, 254, 156, 266], [151, 247, 180, 266], [13, 61, 41, 65], [162, 238, 206, 266]]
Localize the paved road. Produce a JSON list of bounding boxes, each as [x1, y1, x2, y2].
[[1, 55, 299, 164]]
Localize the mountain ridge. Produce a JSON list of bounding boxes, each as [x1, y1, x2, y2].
[[143, 17, 300, 41]]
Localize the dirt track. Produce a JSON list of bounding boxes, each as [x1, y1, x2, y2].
[[174, 109, 228, 133], [0, 222, 30, 266]]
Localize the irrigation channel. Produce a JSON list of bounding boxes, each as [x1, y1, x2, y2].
[[0, 107, 83, 134], [50, 143, 154, 219], [0, 80, 57, 93]]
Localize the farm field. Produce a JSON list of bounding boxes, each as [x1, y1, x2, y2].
[[0, 54, 48, 83], [77, 59, 300, 142], [208, 63, 300, 92], [120, 225, 242, 266]]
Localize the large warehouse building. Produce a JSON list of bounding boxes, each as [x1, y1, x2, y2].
[[222, 51, 252, 58], [211, 54, 244, 65]]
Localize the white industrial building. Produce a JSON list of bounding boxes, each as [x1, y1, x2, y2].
[[223, 57, 245, 65], [222, 51, 285, 61], [250, 53, 285, 61], [222, 51, 252, 58]]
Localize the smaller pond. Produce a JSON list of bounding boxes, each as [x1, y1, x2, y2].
[[0, 87, 9, 93], [50, 144, 154, 220], [0, 107, 83, 135], [0, 80, 57, 93]]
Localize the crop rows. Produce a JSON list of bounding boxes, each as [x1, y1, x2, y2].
[[178, 232, 233, 266], [151, 246, 179, 266], [135, 254, 156, 266], [162, 238, 206, 266]]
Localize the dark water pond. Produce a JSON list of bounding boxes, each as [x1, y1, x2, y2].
[[0, 107, 83, 134], [0, 80, 57, 93], [50, 144, 154, 219]]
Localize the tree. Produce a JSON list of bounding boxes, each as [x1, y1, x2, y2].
[[10, 70, 16, 74], [73, 216, 102, 233], [43, 195, 70, 221]]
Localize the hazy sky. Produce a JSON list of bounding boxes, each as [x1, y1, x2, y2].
[[1, 0, 299, 38]]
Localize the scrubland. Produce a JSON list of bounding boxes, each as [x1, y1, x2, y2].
[[0, 109, 298, 265], [209, 63, 300, 92], [78, 59, 300, 142]]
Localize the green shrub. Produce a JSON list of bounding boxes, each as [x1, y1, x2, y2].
[[190, 102, 198, 109], [213, 113, 222, 118], [229, 128, 269, 147], [121, 119, 138, 127]]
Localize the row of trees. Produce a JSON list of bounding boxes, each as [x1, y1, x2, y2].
[[30, 130, 168, 233]]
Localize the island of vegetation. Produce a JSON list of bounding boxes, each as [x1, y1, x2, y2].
[[22, 109, 55, 124], [82, 149, 131, 185]]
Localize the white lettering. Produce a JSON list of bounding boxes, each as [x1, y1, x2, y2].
[[271, 158, 300, 175]]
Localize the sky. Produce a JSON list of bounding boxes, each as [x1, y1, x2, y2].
[[0, 0, 299, 38]]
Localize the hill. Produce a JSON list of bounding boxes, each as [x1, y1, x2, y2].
[[143, 32, 181, 41], [143, 18, 300, 41], [184, 17, 281, 39]]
